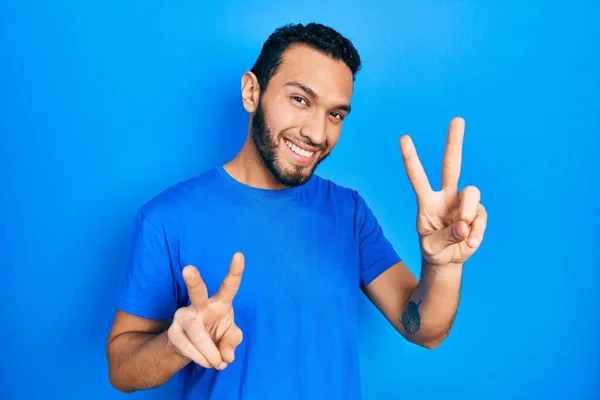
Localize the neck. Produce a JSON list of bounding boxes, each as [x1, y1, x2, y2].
[[223, 135, 288, 190]]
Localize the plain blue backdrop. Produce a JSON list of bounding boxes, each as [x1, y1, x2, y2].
[[1, 1, 598, 399]]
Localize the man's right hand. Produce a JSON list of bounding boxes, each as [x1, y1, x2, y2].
[[167, 252, 245, 370]]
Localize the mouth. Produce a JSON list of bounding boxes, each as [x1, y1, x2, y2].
[[283, 139, 318, 167]]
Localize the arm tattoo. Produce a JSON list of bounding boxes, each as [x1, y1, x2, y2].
[[399, 300, 422, 335]]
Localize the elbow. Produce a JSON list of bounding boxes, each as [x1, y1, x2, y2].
[[106, 347, 136, 393], [108, 367, 136, 393], [402, 332, 448, 350], [419, 330, 452, 349], [418, 339, 443, 349]]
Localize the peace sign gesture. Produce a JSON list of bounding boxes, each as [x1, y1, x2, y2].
[[399, 117, 487, 266], [167, 252, 245, 370]]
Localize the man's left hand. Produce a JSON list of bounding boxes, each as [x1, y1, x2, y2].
[[399, 117, 488, 266]]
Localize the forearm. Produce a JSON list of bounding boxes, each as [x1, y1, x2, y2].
[[400, 258, 463, 347], [107, 330, 190, 392]]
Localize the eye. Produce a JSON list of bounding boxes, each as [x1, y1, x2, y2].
[[330, 112, 345, 121], [292, 96, 308, 106]]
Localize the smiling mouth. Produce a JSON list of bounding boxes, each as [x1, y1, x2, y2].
[[284, 139, 316, 158]]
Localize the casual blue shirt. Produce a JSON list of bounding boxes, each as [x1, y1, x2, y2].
[[116, 166, 401, 399]]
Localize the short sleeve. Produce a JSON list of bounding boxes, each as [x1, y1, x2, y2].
[[355, 193, 402, 287], [115, 211, 178, 320]]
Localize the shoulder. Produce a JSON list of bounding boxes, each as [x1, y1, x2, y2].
[[309, 175, 380, 228], [309, 174, 364, 208], [136, 167, 221, 226]]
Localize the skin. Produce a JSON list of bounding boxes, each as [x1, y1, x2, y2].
[[106, 43, 488, 393], [364, 117, 488, 348], [224, 44, 354, 189]]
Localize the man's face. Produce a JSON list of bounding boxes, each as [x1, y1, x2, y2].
[[251, 44, 354, 187]]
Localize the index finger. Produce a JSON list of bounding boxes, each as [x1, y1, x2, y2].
[[399, 135, 432, 198], [441, 117, 465, 191], [183, 265, 209, 310], [212, 252, 245, 304]]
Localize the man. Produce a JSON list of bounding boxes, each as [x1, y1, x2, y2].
[[106, 22, 487, 399]]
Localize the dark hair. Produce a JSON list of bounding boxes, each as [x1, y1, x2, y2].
[[250, 22, 362, 93]]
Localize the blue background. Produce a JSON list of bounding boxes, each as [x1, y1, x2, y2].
[[1, 1, 598, 399]]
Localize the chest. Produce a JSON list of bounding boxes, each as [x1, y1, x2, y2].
[[173, 202, 360, 316]]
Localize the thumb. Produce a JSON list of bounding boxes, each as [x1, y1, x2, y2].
[[423, 220, 469, 255], [218, 325, 243, 364]]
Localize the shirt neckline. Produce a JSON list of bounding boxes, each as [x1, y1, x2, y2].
[[215, 165, 312, 198]]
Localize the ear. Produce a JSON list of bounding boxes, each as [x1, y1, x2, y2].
[[241, 71, 260, 113]]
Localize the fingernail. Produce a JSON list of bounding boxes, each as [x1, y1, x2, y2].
[[218, 362, 227, 370], [453, 224, 461, 239]]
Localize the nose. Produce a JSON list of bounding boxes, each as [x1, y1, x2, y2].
[[299, 113, 327, 147]]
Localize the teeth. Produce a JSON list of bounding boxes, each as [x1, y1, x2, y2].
[[285, 140, 314, 158]]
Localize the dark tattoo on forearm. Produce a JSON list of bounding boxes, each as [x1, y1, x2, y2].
[[399, 300, 422, 335]]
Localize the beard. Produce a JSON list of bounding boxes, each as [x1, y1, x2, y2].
[[251, 98, 329, 187]]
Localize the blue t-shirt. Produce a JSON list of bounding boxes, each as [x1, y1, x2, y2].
[[116, 166, 401, 400]]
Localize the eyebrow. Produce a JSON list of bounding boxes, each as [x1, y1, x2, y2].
[[284, 81, 352, 115]]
